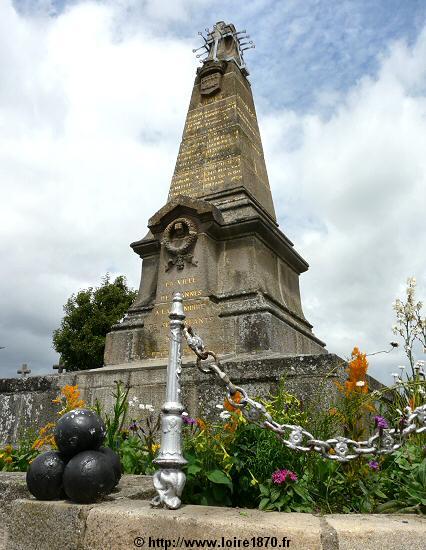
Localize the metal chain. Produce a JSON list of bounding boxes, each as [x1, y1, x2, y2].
[[183, 325, 426, 463]]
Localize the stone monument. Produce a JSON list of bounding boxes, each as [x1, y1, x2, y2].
[[104, 21, 326, 367], [0, 23, 384, 446]]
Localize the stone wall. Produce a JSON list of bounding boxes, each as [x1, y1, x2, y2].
[[1, 473, 425, 550], [0, 353, 352, 446]]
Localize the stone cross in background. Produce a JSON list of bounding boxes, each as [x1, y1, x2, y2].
[[53, 362, 66, 374], [17, 363, 31, 378]]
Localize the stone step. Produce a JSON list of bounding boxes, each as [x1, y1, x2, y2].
[[1, 473, 425, 550]]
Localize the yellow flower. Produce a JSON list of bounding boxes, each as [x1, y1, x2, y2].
[[4, 456, 13, 464], [248, 469, 259, 486], [151, 443, 160, 453]]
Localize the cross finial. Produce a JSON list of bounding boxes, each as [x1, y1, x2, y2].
[[193, 21, 255, 75], [53, 362, 66, 374], [17, 363, 31, 378]]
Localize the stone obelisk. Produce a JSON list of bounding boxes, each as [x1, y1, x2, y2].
[[104, 21, 326, 367]]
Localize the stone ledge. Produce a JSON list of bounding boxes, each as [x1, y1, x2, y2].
[[1, 483, 425, 550], [0, 472, 156, 550]]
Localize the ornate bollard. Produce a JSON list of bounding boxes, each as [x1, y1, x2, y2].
[[151, 292, 187, 509]]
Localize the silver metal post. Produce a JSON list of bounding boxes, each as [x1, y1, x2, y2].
[[151, 292, 187, 509]]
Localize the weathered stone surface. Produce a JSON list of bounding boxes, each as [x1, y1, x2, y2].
[[325, 514, 426, 550], [111, 474, 156, 501], [0, 473, 155, 550], [84, 500, 323, 550], [0, 472, 31, 550], [0, 375, 60, 445], [0, 352, 349, 444], [5, 499, 92, 550], [2, 475, 425, 550]]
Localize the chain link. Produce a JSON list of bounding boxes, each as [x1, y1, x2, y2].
[[183, 325, 426, 463]]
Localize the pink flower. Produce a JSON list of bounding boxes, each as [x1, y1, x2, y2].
[[271, 469, 298, 485]]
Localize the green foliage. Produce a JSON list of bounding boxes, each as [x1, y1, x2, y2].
[[0, 432, 39, 472], [179, 378, 425, 514], [95, 380, 130, 450], [182, 417, 235, 506], [95, 380, 161, 475], [258, 475, 314, 512], [53, 274, 137, 371], [376, 444, 426, 514], [3, 354, 423, 516]]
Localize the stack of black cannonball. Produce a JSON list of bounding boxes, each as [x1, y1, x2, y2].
[[26, 409, 122, 504]]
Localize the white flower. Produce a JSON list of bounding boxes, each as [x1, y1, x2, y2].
[[182, 412, 188, 416], [146, 405, 155, 412], [399, 365, 406, 371], [215, 404, 224, 409], [355, 381, 365, 387], [139, 404, 145, 410], [219, 411, 231, 420]]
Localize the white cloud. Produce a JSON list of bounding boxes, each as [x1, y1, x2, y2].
[[0, 0, 194, 376], [261, 28, 426, 382]]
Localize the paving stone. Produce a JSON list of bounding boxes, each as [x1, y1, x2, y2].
[[84, 499, 322, 550], [325, 513, 426, 550]]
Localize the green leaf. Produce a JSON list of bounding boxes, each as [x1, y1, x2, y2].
[[269, 487, 281, 503], [259, 484, 269, 496], [293, 484, 310, 500], [374, 488, 388, 499], [259, 498, 270, 510], [187, 464, 202, 475], [417, 460, 426, 487], [375, 500, 400, 513], [207, 470, 232, 488]]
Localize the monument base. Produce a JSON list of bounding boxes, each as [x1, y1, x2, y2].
[[0, 353, 367, 446]]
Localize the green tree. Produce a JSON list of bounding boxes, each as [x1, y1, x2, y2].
[[53, 275, 137, 371]]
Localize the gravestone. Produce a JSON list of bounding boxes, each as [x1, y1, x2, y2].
[[104, 21, 326, 366], [17, 364, 31, 379]]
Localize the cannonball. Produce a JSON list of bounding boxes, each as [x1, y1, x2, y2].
[[63, 450, 115, 503], [54, 409, 106, 456], [99, 447, 122, 487], [26, 451, 67, 500]]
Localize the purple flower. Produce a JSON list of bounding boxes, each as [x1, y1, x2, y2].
[[272, 469, 298, 485], [368, 460, 379, 471], [374, 416, 389, 430], [129, 421, 138, 432], [183, 416, 197, 425]]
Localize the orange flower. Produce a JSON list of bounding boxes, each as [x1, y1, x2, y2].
[[53, 385, 85, 416], [340, 347, 369, 396], [32, 422, 57, 450], [196, 419, 206, 431], [224, 420, 238, 433], [224, 391, 242, 413]]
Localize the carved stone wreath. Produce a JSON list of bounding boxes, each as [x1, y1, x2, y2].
[[162, 217, 198, 272]]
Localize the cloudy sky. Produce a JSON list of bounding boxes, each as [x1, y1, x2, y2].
[[1, 0, 425, 383]]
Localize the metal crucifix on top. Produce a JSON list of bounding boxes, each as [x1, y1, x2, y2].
[[193, 21, 255, 74]]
